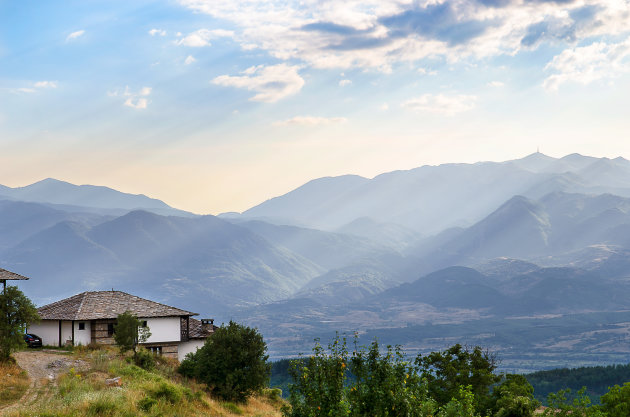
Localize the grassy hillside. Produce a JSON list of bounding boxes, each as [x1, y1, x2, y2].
[[4, 348, 283, 417], [0, 361, 29, 408]]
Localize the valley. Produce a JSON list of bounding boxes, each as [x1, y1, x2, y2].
[[5, 153, 630, 371]]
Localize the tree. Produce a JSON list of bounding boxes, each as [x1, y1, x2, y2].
[[492, 374, 539, 417], [600, 382, 630, 417], [348, 340, 434, 417], [113, 311, 151, 354], [284, 335, 350, 417], [415, 344, 501, 414], [178, 320, 270, 402], [541, 387, 605, 417], [0, 285, 40, 362]]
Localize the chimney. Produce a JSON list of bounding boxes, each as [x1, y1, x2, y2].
[[201, 319, 214, 334]]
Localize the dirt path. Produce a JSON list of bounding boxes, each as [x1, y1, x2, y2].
[[0, 351, 86, 415]]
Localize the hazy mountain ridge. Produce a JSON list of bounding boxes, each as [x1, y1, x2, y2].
[[1, 206, 324, 312], [242, 153, 630, 234], [0, 178, 194, 217]]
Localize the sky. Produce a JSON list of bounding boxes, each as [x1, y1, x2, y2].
[[2, 0, 630, 214]]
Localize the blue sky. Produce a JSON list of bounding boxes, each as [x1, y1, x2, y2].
[[2, 0, 630, 214]]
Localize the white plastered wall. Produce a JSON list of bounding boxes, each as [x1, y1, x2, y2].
[[74, 320, 92, 346], [178, 339, 206, 361], [141, 317, 181, 343], [61, 321, 73, 346], [27, 320, 59, 346]]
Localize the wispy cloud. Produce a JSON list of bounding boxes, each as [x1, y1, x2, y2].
[[487, 81, 504, 88], [339, 79, 352, 87], [12, 81, 58, 94], [176, 29, 234, 47], [66, 30, 85, 42], [213, 64, 304, 103], [402, 94, 476, 116], [109, 86, 152, 109], [184, 55, 196, 65], [273, 116, 347, 127], [34, 81, 58, 89], [149, 28, 167, 36], [543, 37, 630, 91]]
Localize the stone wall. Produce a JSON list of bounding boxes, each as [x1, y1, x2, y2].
[[91, 319, 116, 345], [142, 342, 179, 359]]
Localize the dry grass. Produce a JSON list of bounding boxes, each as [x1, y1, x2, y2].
[[0, 361, 30, 408], [3, 349, 284, 417]]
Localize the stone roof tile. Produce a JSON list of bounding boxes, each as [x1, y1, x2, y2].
[[0, 268, 30, 281], [38, 291, 197, 320], [188, 318, 215, 339]]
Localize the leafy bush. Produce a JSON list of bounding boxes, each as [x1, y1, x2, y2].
[[541, 387, 605, 417], [416, 343, 500, 414], [137, 396, 157, 411], [284, 335, 350, 417], [263, 387, 283, 403], [178, 320, 270, 402], [113, 311, 151, 354], [283, 336, 547, 417], [492, 374, 539, 417], [133, 347, 155, 370], [600, 382, 630, 417], [284, 335, 436, 417], [151, 381, 183, 404], [348, 340, 435, 417], [436, 385, 477, 417]]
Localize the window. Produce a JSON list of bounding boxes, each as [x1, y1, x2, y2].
[[107, 323, 114, 337], [148, 346, 162, 355], [78, 322, 85, 330], [142, 320, 148, 327]]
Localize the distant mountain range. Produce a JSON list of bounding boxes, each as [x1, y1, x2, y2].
[[0, 178, 193, 217], [6, 153, 630, 370], [238, 153, 630, 234]]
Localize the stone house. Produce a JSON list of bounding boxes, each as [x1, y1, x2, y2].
[[26, 290, 214, 361]]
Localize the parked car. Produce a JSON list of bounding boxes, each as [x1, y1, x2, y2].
[[23, 333, 42, 347]]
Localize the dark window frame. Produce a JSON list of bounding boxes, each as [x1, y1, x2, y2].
[[78, 322, 85, 330]]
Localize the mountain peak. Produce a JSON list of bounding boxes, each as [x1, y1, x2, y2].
[[507, 152, 557, 173]]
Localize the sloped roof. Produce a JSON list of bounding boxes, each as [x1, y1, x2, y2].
[[0, 268, 30, 281], [38, 291, 197, 320], [188, 318, 216, 339]]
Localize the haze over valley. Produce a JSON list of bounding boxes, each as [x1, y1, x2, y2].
[[6, 152, 630, 371]]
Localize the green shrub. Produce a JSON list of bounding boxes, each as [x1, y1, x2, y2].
[[151, 381, 182, 404], [416, 343, 500, 414], [113, 311, 151, 354], [263, 387, 283, 402], [601, 382, 630, 417], [283, 335, 350, 417], [138, 396, 157, 411], [178, 321, 270, 402], [349, 340, 435, 417], [87, 397, 118, 416], [133, 348, 156, 371]]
